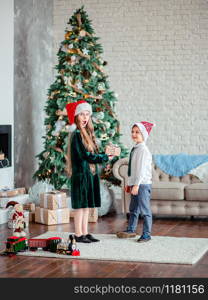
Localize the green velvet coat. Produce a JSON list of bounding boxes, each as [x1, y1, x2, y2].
[[70, 130, 109, 209]]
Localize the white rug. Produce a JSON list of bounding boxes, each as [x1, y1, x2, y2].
[[18, 231, 208, 265]]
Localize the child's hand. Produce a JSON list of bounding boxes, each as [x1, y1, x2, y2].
[[131, 185, 139, 195]]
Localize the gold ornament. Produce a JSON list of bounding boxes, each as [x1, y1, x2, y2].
[[79, 30, 86, 37], [43, 151, 50, 159], [74, 38, 79, 42], [65, 31, 72, 40], [68, 49, 77, 54]]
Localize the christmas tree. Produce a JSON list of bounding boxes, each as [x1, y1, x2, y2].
[[33, 6, 128, 189]]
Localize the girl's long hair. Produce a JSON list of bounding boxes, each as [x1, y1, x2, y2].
[[75, 115, 99, 153], [66, 115, 99, 177]]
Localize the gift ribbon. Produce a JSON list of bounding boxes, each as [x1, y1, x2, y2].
[[43, 193, 64, 209], [39, 208, 65, 224]]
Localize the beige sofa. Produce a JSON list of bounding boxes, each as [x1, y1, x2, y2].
[[112, 157, 208, 217]]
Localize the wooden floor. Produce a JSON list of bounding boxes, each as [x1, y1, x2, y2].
[[0, 214, 208, 278]]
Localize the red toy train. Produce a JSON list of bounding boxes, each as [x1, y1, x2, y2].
[[2, 234, 80, 256]]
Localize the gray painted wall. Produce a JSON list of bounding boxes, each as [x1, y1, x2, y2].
[[14, 0, 53, 189]]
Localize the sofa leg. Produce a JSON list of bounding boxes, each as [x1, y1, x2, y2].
[[190, 216, 194, 220], [126, 213, 130, 220]]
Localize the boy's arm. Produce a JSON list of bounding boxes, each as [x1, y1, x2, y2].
[[133, 148, 148, 186]]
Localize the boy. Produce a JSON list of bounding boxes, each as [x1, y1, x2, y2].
[[116, 121, 155, 242]]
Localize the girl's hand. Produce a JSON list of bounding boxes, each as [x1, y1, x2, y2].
[[131, 185, 139, 195]]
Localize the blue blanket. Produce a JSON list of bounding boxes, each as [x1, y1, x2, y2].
[[153, 153, 208, 177]]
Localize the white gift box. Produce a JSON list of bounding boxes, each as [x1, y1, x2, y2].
[[0, 208, 10, 225], [0, 194, 29, 208]]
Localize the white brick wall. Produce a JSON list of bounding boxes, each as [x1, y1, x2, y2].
[[53, 0, 208, 155]]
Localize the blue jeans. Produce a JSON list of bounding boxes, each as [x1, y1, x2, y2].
[[127, 184, 152, 235]]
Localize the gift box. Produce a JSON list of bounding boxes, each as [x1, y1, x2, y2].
[[105, 144, 121, 157], [0, 187, 26, 198], [0, 208, 9, 225], [35, 207, 70, 225], [16, 187, 26, 195], [29, 212, 35, 222], [70, 208, 98, 223], [0, 194, 29, 208], [40, 191, 67, 210], [23, 202, 35, 212], [0, 153, 5, 160], [88, 208, 98, 223], [0, 189, 19, 198]]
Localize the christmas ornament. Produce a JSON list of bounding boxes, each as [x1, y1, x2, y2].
[[79, 29, 86, 37], [68, 91, 77, 97], [94, 111, 104, 120], [98, 82, 105, 91], [104, 121, 111, 129], [92, 71, 97, 77], [76, 81, 83, 90], [61, 45, 68, 53], [52, 120, 66, 136], [68, 48, 78, 54], [65, 31, 72, 40], [100, 133, 109, 141], [71, 55, 76, 61], [43, 151, 50, 159], [82, 70, 91, 79], [109, 129, 116, 137], [96, 138, 101, 147], [82, 48, 89, 55]]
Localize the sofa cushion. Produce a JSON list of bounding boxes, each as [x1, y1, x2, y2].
[[185, 183, 208, 201], [152, 182, 186, 200]]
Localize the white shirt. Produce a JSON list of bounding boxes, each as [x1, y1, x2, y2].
[[128, 142, 152, 186]]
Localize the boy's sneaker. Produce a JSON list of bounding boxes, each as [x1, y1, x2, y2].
[[116, 231, 136, 238], [137, 233, 151, 243]]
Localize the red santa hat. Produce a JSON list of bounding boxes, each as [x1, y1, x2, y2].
[[66, 100, 92, 132], [133, 121, 155, 142]]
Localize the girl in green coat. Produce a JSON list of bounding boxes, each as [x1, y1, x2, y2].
[[66, 100, 113, 243]]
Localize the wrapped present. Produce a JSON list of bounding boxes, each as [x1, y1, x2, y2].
[[0, 189, 19, 198], [88, 208, 98, 223], [16, 187, 26, 195], [0, 194, 29, 208], [35, 207, 70, 225], [105, 144, 121, 157], [0, 187, 26, 198], [0, 153, 5, 160], [40, 191, 67, 210], [23, 202, 35, 212], [0, 208, 10, 225], [29, 212, 35, 222], [70, 208, 98, 223]]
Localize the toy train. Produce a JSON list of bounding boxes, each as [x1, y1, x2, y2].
[[3, 234, 80, 256]]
